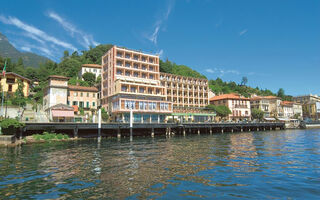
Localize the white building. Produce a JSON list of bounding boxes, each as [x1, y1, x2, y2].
[[79, 64, 102, 79]]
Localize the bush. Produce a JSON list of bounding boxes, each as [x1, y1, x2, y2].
[[32, 132, 70, 141], [0, 118, 25, 135]]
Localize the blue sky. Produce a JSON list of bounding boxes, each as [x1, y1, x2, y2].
[[0, 0, 319, 96]]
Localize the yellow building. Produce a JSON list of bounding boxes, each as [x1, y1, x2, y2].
[[0, 72, 31, 97]]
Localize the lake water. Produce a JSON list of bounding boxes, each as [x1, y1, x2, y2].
[[1, 129, 320, 199]]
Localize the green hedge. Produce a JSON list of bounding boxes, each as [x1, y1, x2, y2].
[[0, 118, 25, 135], [33, 132, 70, 141]]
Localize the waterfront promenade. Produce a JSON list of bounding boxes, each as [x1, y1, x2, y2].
[[22, 122, 285, 138]]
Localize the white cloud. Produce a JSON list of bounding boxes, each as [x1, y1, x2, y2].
[[47, 11, 99, 48], [146, 0, 175, 45], [205, 67, 240, 76], [239, 29, 248, 36], [156, 49, 164, 58], [0, 15, 77, 51], [21, 46, 31, 52], [206, 68, 215, 73]]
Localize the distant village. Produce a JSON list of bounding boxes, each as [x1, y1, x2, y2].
[[1, 45, 320, 127]]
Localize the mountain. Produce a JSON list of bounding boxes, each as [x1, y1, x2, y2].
[[0, 32, 50, 68]]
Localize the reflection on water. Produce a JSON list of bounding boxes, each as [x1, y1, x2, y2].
[[1, 129, 320, 199]]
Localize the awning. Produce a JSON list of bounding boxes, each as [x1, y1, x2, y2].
[[52, 110, 74, 118], [264, 117, 276, 121]]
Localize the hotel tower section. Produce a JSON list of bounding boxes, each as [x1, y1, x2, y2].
[[101, 46, 172, 123]]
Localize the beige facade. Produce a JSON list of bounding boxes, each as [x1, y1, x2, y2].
[[210, 93, 251, 121], [293, 94, 320, 120], [67, 85, 98, 115], [101, 45, 172, 123], [43, 75, 69, 111], [0, 72, 30, 97], [160, 73, 214, 122], [250, 96, 281, 118]]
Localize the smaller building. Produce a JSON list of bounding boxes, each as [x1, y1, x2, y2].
[[293, 94, 320, 120], [250, 96, 281, 118], [48, 103, 74, 122], [67, 85, 98, 116], [210, 93, 251, 121], [78, 64, 102, 79], [43, 75, 99, 122], [279, 101, 294, 119], [0, 72, 31, 97]]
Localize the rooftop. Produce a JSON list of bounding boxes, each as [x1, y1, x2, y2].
[[210, 93, 250, 101], [250, 95, 280, 101], [82, 64, 102, 69], [68, 85, 98, 92], [0, 72, 31, 83], [48, 75, 69, 80]]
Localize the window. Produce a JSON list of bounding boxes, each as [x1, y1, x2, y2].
[[142, 65, 147, 70], [117, 61, 123, 66], [133, 55, 139, 60], [74, 92, 78, 97], [94, 69, 97, 72], [80, 92, 83, 97], [93, 93, 95, 98], [149, 74, 154, 79], [149, 66, 154, 71], [133, 63, 139, 69], [67, 101, 70, 105], [125, 62, 131, 68], [125, 71, 130, 76], [8, 85, 12, 92], [6, 78, 15, 84], [125, 54, 130, 59], [121, 86, 128, 92], [142, 73, 146, 78], [149, 58, 154, 63], [139, 87, 145, 93], [87, 93, 89, 97], [79, 101, 84, 108], [125, 100, 136, 109], [130, 87, 136, 93], [73, 101, 78, 106], [86, 102, 89, 108], [117, 69, 123, 75], [133, 72, 139, 77], [92, 102, 95, 107]]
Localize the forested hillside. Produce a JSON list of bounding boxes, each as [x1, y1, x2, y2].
[[0, 32, 50, 68]]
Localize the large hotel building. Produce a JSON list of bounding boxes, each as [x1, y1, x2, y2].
[[160, 73, 214, 122], [101, 46, 172, 122]]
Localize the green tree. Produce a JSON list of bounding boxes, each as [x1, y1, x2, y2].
[[241, 76, 248, 86], [11, 80, 27, 107], [277, 88, 285, 99], [82, 72, 96, 86], [101, 108, 109, 122], [206, 105, 231, 118], [251, 109, 264, 121]]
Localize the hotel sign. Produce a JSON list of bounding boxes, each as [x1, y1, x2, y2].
[[316, 102, 320, 113]]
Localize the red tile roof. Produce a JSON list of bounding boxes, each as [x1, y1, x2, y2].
[[250, 95, 279, 101], [210, 93, 250, 101], [48, 75, 69, 80], [82, 64, 102, 69], [0, 72, 31, 83], [68, 85, 98, 92], [281, 101, 294, 106]]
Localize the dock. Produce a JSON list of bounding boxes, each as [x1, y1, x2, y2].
[[22, 122, 286, 138]]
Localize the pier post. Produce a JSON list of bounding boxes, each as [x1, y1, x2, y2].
[[74, 126, 78, 139], [130, 109, 133, 141], [197, 128, 200, 135], [189, 128, 191, 134], [19, 127, 23, 140], [98, 108, 101, 142], [241, 128, 243, 132], [248, 128, 251, 132], [209, 127, 212, 135], [231, 129, 234, 133], [183, 128, 186, 136], [221, 128, 224, 133], [151, 127, 155, 137], [117, 127, 121, 139], [257, 127, 259, 131]]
